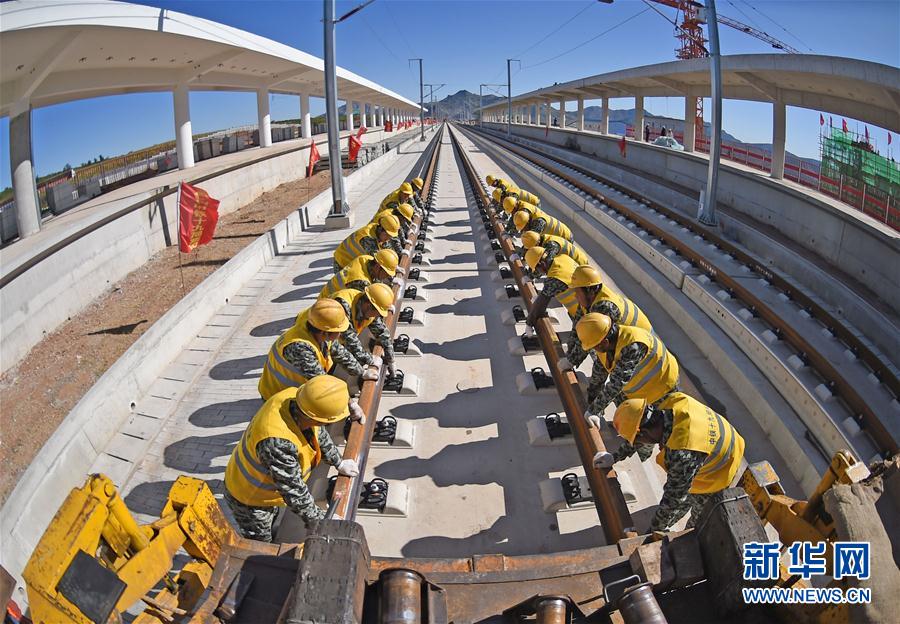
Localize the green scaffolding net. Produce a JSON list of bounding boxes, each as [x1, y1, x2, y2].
[[821, 129, 900, 193]]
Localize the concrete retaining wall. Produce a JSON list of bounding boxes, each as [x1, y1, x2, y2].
[[0, 128, 434, 602], [483, 122, 900, 313]]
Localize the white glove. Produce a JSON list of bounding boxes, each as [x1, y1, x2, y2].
[[557, 356, 572, 371], [371, 355, 383, 368], [509, 253, 520, 263], [401, 248, 411, 257], [593, 451, 615, 470], [395, 266, 406, 276], [410, 223, 419, 234], [392, 276, 405, 288], [523, 325, 535, 338], [387, 304, 396, 315], [584, 409, 603, 429], [386, 361, 397, 377], [349, 400, 366, 424], [337, 459, 360, 477], [361, 366, 379, 381]]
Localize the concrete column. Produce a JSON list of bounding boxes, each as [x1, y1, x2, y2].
[[300, 93, 311, 138], [527, 105, 532, 125], [545, 103, 551, 132], [257, 88, 272, 148], [600, 97, 609, 134], [173, 84, 195, 169], [558, 101, 565, 128], [9, 102, 41, 238], [634, 95, 644, 142], [369, 104, 376, 128], [347, 101, 356, 132], [683, 96, 696, 152], [577, 96, 585, 131], [377, 106, 384, 127], [771, 100, 786, 180]]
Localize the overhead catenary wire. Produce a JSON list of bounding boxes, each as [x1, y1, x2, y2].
[[514, 0, 598, 59], [742, 0, 814, 52]]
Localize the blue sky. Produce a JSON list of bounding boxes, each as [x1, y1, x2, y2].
[[2, 0, 898, 188]]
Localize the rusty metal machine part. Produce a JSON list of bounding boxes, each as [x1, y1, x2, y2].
[[379, 569, 424, 624], [618, 582, 668, 624]]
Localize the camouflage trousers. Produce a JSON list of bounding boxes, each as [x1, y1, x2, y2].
[[659, 491, 721, 531], [224, 492, 280, 542]]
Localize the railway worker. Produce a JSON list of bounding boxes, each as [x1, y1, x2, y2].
[[380, 181, 417, 215], [505, 198, 573, 241], [371, 202, 416, 241], [592, 393, 745, 532], [409, 177, 427, 215], [330, 284, 399, 379], [576, 312, 680, 427], [319, 249, 400, 298], [486, 174, 540, 205], [520, 231, 590, 266], [224, 375, 361, 541], [332, 214, 404, 273], [258, 298, 380, 401], [561, 265, 654, 381], [521, 246, 580, 330]]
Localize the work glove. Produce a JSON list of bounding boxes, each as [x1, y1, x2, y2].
[[508, 252, 520, 263], [557, 356, 572, 371], [395, 266, 406, 276], [387, 304, 396, 315], [387, 361, 397, 377], [583, 409, 603, 429], [337, 459, 360, 477], [401, 248, 411, 257], [361, 366, 379, 381], [349, 399, 366, 424], [392, 276, 405, 288], [593, 451, 615, 470], [523, 325, 536, 338], [371, 355, 383, 368]]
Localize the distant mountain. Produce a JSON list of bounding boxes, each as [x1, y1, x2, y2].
[[431, 89, 503, 121]]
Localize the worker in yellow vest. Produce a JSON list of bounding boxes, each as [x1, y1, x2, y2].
[[330, 284, 399, 378], [520, 231, 590, 265], [559, 264, 655, 378], [576, 312, 680, 428], [371, 202, 416, 240], [521, 247, 580, 331], [409, 177, 427, 216], [258, 298, 378, 401], [319, 249, 400, 298], [485, 174, 540, 205], [224, 375, 360, 541], [333, 214, 403, 272], [380, 181, 415, 214], [507, 199, 573, 241], [593, 393, 745, 531]]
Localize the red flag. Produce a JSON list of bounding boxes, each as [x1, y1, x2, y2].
[[842, 119, 849, 133], [178, 182, 219, 253], [865, 126, 870, 141], [356, 126, 367, 139], [307, 140, 320, 178], [385, 120, 393, 132], [348, 134, 362, 163], [618, 135, 627, 158], [819, 113, 824, 126], [889, 132, 893, 145]]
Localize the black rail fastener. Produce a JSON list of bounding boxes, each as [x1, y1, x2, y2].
[[490, 239, 502, 251], [561, 473, 588, 506], [531, 367, 555, 389], [415, 240, 426, 252], [372, 416, 398, 444], [545, 413, 572, 440], [384, 370, 405, 393], [360, 478, 389, 512], [412, 252, 423, 265], [521, 334, 541, 352], [499, 266, 513, 279], [512, 305, 527, 323], [487, 230, 498, 241], [404, 285, 418, 300], [505, 283, 520, 299], [494, 251, 506, 264], [393, 334, 410, 354], [408, 268, 421, 281], [398, 307, 415, 323]]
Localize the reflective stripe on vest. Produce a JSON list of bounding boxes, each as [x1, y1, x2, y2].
[[604, 325, 679, 404], [546, 255, 580, 316], [320, 256, 371, 298], [332, 289, 375, 334], [591, 285, 652, 332], [334, 224, 376, 268], [258, 310, 332, 400]]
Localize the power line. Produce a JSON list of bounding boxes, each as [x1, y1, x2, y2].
[[742, 0, 814, 52], [522, 7, 651, 71], [361, 13, 402, 63], [725, 0, 764, 32], [515, 0, 598, 59]]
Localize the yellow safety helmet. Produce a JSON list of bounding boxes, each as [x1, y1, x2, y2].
[[308, 298, 350, 332], [373, 249, 398, 277], [396, 202, 415, 223], [399, 182, 414, 196], [513, 210, 531, 232], [378, 214, 401, 237], [491, 188, 503, 203], [524, 246, 546, 271], [411, 177, 424, 191], [485, 174, 496, 186], [575, 313, 613, 350], [296, 375, 351, 424], [364, 282, 395, 317], [521, 231, 541, 249], [613, 399, 647, 444], [503, 196, 519, 215], [571, 265, 604, 289]]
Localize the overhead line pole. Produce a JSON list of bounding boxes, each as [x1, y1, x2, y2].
[[480, 83, 506, 128], [699, 0, 722, 226], [323, 0, 348, 222], [506, 59, 520, 138], [410, 58, 425, 141]]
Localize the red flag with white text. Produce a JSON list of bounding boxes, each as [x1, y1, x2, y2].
[[178, 182, 219, 253], [348, 134, 363, 163], [618, 136, 627, 158], [307, 140, 320, 178], [385, 120, 393, 132]]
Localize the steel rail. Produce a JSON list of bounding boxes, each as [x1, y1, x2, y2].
[[461, 124, 898, 458], [447, 124, 635, 543], [331, 125, 443, 521]]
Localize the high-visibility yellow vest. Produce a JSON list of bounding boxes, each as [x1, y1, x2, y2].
[[601, 325, 679, 404], [533, 207, 573, 241], [546, 254, 580, 316], [656, 393, 745, 494], [331, 289, 375, 334], [541, 234, 589, 265], [588, 284, 652, 332], [258, 309, 333, 400], [319, 256, 373, 298], [379, 189, 403, 212], [225, 387, 323, 507], [334, 222, 380, 269], [518, 189, 540, 205]]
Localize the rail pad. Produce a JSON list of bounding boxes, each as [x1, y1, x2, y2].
[[527, 415, 576, 447]]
